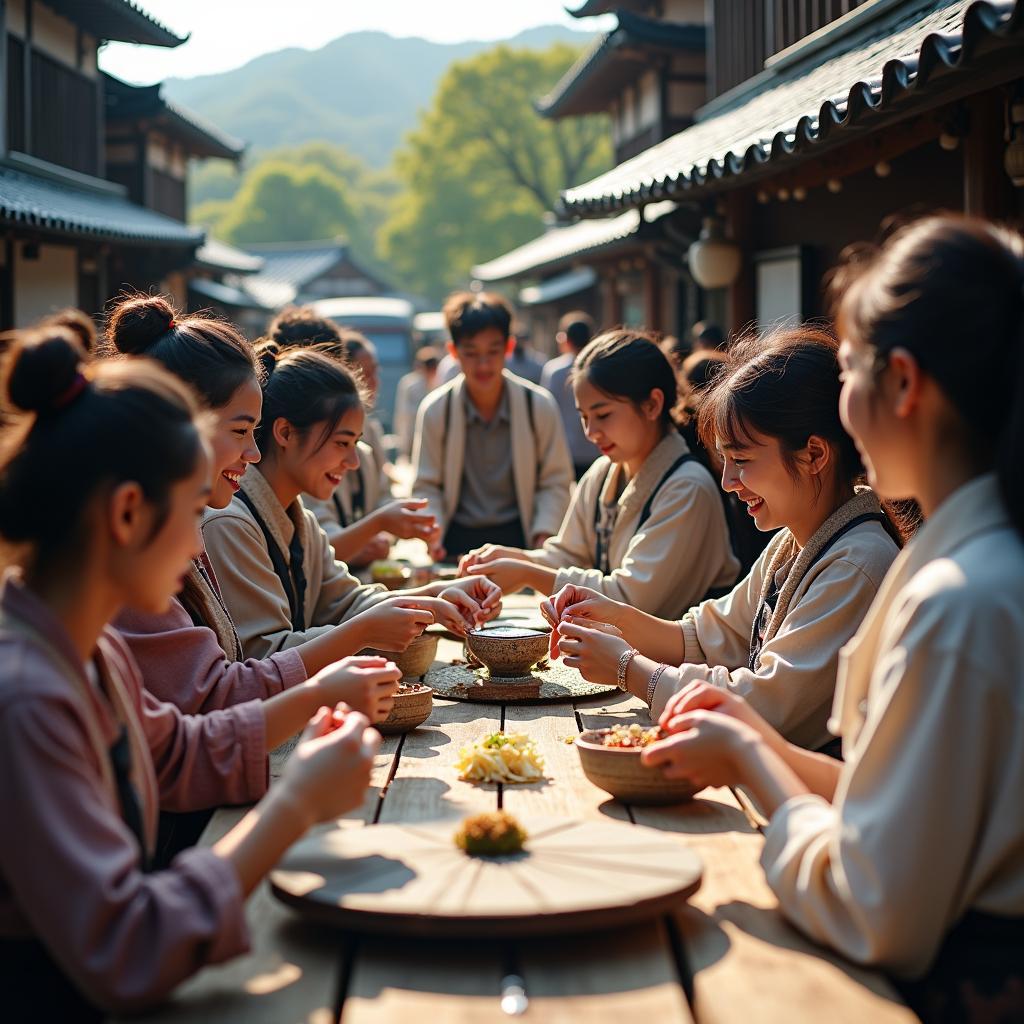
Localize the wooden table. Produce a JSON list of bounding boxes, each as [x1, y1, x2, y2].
[[117, 599, 914, 1024]]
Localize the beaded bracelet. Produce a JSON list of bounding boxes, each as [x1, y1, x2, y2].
[[616, 647, 639, 690], [647, 663, 669, 707]]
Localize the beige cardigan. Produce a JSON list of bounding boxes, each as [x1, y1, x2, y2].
[[202, 469, 387, 659], [531, 431, 738, 618], [762, 474, 1024, 978], [652, 490, 899, 749], [411, 370, 572, 541], [303, 440, 385, 543]]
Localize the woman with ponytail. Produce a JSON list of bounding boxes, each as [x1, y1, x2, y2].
[[546, 328, 901, 754], [641, 217, 1024, 1017], [459, 330, 738, 617], [107, 296, 402, 721], [0, 326, 382, 1018], [202, 339, 500, 660]]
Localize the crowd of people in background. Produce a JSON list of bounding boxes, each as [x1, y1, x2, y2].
[[1, 212, 1022, 1022]]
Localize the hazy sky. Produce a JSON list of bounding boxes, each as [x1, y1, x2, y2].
[[99, 1, 613, 84]]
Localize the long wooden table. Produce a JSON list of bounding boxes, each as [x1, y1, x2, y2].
[[116, 605, 914, 1023]]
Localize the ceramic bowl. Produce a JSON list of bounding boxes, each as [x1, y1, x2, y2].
[[364, 631, 439, 679], [377, 683, 433, 735], [465, 625, 549, 677], [575, 729, 698, 806], [370, 561, 413, 591]]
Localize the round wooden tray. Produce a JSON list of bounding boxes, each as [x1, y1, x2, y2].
[[425, 660, 618, 705], [271, 817, 702, 938]]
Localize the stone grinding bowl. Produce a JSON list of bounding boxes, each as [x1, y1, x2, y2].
[[465, 625, 550, 678], [377, 683, 433, 736], [364, 632, 439, 680], [575, 729, 699, 806]]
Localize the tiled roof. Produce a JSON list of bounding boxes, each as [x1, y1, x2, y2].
[[189, 276, 267, 310], [0, 162, 202, 245], [472, 201, 675, 282], [239, 241, 350, 308], [47, 0, 187, 48], [561, 0, 1024, 213], [519, 266, 598, 306], [538, 11, 706, 119], [194, 237, 263, 275]]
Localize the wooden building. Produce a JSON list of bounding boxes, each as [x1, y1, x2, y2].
[[558, 0, 1024, 338]]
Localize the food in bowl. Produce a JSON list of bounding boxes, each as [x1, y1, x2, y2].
[[575, 727, 697, 805], [465, 625, 549, 678], [363, 631, 438, 679], [456, 731, 545, 784], [370, 560, 412, 590], [377, 681, 433, 735], [454, 811, 528, 856]]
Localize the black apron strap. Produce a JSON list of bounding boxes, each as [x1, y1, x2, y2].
[[747, 512, 888, 670], [108, 725, 152, 873], [592, 462, 616, 575], [237, 491, 306, 633], [637, 454, 697, 530]]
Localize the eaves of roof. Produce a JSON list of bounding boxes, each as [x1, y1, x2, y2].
[[472, 201, 676, 282], [0, 160, 203, 246], [560, 0, 1024, 213], [194, 237, 263, 275], [47, 0, 187, 47], [538, 11, 706, 119]]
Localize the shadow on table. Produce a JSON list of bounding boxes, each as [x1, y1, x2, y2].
[[380, 776, 498, 820], [396, 725, 452, 759]]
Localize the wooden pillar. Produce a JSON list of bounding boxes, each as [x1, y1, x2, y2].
[[22, 0, 31, 155], [643, 259, 662, 332], [601, 269, 622, 328], [964, 90, 1014, 219], [0, 0, 7, 156], [725, 189, 755, 337]]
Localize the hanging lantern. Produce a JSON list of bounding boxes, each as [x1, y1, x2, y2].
[[1005, 99, 1024, 188], [827, 178, 843, 193], [687, 217, 742, 290]]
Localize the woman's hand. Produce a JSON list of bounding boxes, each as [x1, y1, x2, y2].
[[555, 618, 628, 686], [350, 532, 391, 567], [463, 558, 538, 596], [457, 544, 524, 576], [659, 681, 781, 748], [641, 711, 761, 792], [282, 705, 380, 825], [440, 575, 503, 623], [308, 656, 401, 723], [541, 585, 630, 634], [375, 498, 437, 542], [352, 598, 434, 651], [396, 595, 475, 637]]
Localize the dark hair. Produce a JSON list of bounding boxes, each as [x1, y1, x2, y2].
[[838, 215, 1024, 537], [44, 308, 97, 354], [559, 310, 595, 351], [698, 327, 863, 495], [443, 291, 513, 345], [0, 326, 203, 573], [254, 340, 364, 455], [692, 321, 726, 351], [336, 328, 376, 366], [104, 293, 257, 409], [266, 305, 344, 353], [571, 329, 677, 429], [415, 345, 440, 370]]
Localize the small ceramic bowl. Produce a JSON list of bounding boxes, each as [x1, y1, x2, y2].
[[377, 683, 433, 735], [575, 729, 698, 806], [465, 625, 549, 677], [370, 561, 413, 591], [364, 631, 439, 679]]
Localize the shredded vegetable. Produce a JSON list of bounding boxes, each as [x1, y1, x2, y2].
[[456, 731, 545, 784]]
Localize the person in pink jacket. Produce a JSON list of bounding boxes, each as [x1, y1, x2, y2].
[[0, 325, 390, 1019]]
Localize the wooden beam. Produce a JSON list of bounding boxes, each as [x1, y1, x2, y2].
[[22, 0, 31, 155], [963, 89, 1014, 219], [0, 0, 7, 156], [725, 189, 755, 336]]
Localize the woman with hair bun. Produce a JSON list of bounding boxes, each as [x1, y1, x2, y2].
[[202, 339, 500, 661], [0, 326, 382, 1018], [459, 330, 738, 618], [642, 217, 1024, 1015], [548, 328, 901, 754]]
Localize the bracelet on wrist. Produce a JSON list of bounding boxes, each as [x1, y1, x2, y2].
[[647, 663, 669, 706], [616, 647, 639, 690]]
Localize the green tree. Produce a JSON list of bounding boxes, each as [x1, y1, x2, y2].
[[381, 43, 611, 301], [215, 161, 358, 245]]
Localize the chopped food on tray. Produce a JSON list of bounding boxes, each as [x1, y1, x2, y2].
[[454, 811, 528, 856], [370, 560, 407, 579], [455, 732, 545, 784], [397, 682, 428, 695], [595, 723, 663, 748]]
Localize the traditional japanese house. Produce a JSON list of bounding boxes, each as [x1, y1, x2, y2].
[[474, 0, 710, 340], [559, 0, 1024, 338], [0, 0, 207, 328]]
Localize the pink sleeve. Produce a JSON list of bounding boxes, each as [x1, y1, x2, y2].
[[115, 602, 307, 714], [0, 692, 249, 1013]]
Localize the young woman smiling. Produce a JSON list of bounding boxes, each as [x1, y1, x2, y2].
[[459, 330, 738, 618], [108, 297, 402, 723], [202, 341, 500, 661], [0, 327, 382, 1019], [640, 216, 1024, 1016], [548, 328, 901, 753]]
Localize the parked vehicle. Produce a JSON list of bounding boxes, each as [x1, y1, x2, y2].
[[310, 296, 416, 431]]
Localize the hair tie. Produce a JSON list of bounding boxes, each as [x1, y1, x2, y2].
[[51, 373, 88, 411], [167, 318, 177, 331]]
